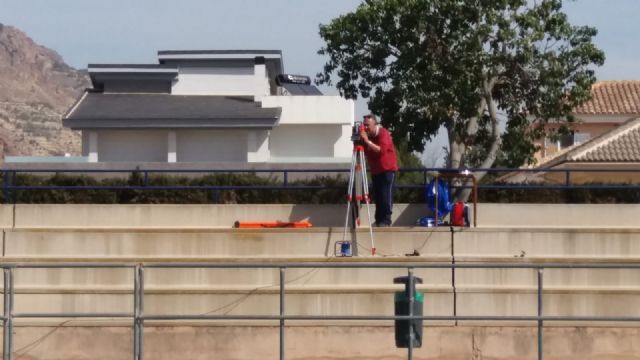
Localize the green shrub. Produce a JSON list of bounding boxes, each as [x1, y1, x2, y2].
[[0, 172, 638, 204]]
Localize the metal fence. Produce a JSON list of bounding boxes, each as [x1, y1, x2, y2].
[[3, 261, 640, 360], [2, 167, 640, 204]]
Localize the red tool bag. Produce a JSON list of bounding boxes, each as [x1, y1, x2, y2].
[[450, 201, 466, 226]]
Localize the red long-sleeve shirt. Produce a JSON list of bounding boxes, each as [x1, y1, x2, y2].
[[364, 127, 398, 175]]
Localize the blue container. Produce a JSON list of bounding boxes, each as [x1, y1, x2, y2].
[[340, 241, 352, 256]]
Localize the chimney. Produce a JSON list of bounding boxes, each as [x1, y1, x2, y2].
[[254, 56, 268, 102]]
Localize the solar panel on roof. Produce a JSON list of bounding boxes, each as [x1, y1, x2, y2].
[[281, 83, 323, 95]]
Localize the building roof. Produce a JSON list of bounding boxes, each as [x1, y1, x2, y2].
[[498, 117, 640, 183], [87, 64, 178, 89], [157, 49, 282, 57], [157, 49, 284, 74], [63, 92, 281, 129], [565, 117, 640, 162], [280, 83, 323, 95], [88, 64, 179, 71], [574, 80, 640, 115], [529, 117, 640, 170]]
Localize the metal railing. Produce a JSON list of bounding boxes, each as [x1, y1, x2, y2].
[[2, 167, 640, 204], [3, 261, 640, 360]]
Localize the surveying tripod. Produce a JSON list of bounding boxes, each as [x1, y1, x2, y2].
[[341, 144, 376, 256]]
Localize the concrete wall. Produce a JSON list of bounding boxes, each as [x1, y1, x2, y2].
[[246, 129, 270, 162], [7, 326, 640, 360], [171, 66, 256, 96], [3, 203, 640, 358], [269, 124, 346, 159], [475, 203, 640, 228], [176, 129, 247, 162], [261, 96, 353, 125], [93, 130, 168, 162], [3, 227, 453, 259], [5, 203, 640, 229], [0, 205, 12, 228], [262, 96, 354, 161], [6, 225, 640, 320], [6, 204, 430, 229]]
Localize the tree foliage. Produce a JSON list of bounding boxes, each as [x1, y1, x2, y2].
[[317, 0, 605, 180]]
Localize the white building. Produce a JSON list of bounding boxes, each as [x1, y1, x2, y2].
[[63, 50, 354, 163]]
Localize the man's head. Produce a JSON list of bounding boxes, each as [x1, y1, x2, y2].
[[362, 114, 378, 137]]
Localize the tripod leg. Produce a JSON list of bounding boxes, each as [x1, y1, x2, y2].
[[343, 151, 357, 243], [359, 151, 376, 255]]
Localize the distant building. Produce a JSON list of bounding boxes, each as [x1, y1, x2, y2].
[[501, 81, 640, 184], [536, 81, 640, 161], [63, 50, 354, 163]]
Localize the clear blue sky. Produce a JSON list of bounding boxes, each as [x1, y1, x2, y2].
[[2, 0, 640, 165]]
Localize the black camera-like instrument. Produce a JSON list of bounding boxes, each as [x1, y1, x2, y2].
[[351, 121, 364, 143]]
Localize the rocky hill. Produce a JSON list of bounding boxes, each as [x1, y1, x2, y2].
[[0, 23, 89, 159]]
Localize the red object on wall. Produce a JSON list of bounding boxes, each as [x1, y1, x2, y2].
[[234, 220, 313, 228]]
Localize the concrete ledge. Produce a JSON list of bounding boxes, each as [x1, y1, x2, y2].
[[6, 326, 640, 359], [11, 267, 452, 288], [454, 227, 640, 259], [0, 204, 12, 228], [4, 228, 452, 259], [12, 292, 454, 318], [11, 203, 640, 229], [477, 203, 640, 228]]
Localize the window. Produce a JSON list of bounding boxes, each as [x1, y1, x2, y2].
[[557, 132, 591, 150]]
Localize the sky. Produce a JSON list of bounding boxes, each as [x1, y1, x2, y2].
[[2, 0, 640, 166]]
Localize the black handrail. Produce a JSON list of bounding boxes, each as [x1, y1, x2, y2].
[[1, 167, 639, 204]]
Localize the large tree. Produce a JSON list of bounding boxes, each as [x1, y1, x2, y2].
[[317, 0, 605, 194]]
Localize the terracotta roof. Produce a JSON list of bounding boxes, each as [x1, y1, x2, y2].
[[538, 117, 640, 167], [574, 81, 640, 115], [576, 120, 640, 162], [497, 117, 640, 182]]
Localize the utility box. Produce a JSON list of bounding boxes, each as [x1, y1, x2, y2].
[[393, 275, 423, 348]]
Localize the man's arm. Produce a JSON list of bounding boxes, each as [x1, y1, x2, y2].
[[359, 130, 381, 153]]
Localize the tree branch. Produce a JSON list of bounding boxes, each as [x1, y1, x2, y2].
[[477, 76, 502, 173]]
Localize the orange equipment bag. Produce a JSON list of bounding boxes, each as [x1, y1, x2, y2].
[[233, 220, 313, 228]]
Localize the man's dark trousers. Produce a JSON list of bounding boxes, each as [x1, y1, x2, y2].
[[372, 172, 395, 226]]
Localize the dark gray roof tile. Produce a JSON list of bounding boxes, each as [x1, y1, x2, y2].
[[64, 93, 281, 129]]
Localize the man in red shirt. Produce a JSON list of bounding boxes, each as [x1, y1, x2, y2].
[[359, 114, 398, 227]]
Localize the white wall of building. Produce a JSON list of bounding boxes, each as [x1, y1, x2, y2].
[[94, 130, 168, 162], [261, 96, 354, 125], [171, 66, 259, 96], [77, 61, 354, 163], [247, 130, 270, 162], [335, 124, 353, 158], [176, 130, 247, 162], [269, 124, 349, 161]]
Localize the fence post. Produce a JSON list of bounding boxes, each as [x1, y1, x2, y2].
[[537, 268, 544, 360], [133, 264, 144, 360], [279, 267, 286, 360], [407, 267, 414, 360], [3, 268, 13, 360]]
